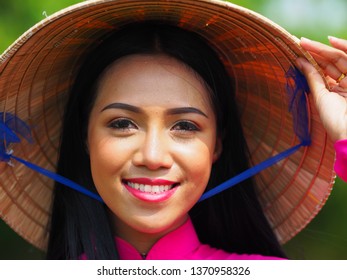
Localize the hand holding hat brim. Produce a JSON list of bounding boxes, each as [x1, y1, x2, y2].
[[297, 37, 347, 142]]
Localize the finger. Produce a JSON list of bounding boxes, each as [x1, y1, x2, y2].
[[328, 36, 347, 53], [300, 37, 347, 74], [301, 62, 347, 95], [309, 52, 342, 81], [326, 76, 340, 88], [295, 57, 327, 105], [331, 85, 347, 97], [337, 74, 347, 89]]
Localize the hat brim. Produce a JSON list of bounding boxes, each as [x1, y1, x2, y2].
[[0, 0, 335, 251]]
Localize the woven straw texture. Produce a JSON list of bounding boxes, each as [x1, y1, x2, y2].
[[0, 0, 336, 251]]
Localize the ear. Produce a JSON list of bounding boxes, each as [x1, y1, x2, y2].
[[212, 137, 223, 163]]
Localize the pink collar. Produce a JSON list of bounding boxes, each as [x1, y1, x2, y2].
[[115, 218, 200, 260], [115, 218, 281, 260]]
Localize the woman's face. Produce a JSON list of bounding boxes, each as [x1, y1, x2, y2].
[[88, 54, 221, 242]]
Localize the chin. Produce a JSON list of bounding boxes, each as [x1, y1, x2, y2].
[[131, 215, 188, 235]]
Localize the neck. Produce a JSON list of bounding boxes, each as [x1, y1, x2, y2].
[[116, 224, 162, 254], [109, 214, 188, 255]]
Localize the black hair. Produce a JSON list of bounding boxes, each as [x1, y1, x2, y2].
[[46, 23, 286, 259]]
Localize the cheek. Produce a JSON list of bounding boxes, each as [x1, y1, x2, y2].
[[88, 135, 128, 185], [175, 140, 215, 187], [90, 139, 115, 167]]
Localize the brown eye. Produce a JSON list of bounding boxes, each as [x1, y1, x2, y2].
[[172, 121, 199, 132], [109, 118, 137, 130]]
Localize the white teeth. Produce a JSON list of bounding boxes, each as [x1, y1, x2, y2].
[[145, 185, 151, 192], [126, 182, 174, 194]]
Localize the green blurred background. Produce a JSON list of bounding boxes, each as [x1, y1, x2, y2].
[[0, 0, 346, 259]]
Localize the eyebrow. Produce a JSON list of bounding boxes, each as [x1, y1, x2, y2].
[[101, 102, 208, 118], [166, 107, 208, 118], [101, 103, 143, 113]]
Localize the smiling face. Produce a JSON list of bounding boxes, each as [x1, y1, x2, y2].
[[87, 54, 221, 250]]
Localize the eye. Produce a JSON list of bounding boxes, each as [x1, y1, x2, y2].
[[171, 121, 199, 132], [108, 118, 138, 131]]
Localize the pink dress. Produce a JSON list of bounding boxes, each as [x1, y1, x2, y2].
[[335, 139, 347, 182], [115, 218, 282, 260]]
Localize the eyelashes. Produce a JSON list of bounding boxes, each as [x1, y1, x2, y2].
[[108, 118, 137, 131], [171, 120, 199, 132]]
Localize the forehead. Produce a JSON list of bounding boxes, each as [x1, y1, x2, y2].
[[94, 54, 213, 109]]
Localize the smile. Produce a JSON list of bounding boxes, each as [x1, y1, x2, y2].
[[122, 178, 180, 202]]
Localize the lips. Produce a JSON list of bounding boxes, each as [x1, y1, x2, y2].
[[122, 178, 180, 202]]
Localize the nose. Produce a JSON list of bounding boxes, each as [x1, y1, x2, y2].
[[132, 128, 173, 170]]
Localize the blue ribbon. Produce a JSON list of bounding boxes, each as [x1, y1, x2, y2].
[[0, 112, 32, 162], [198, 67, 311, 202], [0, 112, 103, 203]]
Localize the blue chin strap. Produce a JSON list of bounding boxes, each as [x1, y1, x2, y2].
[[0, 112, 103, 203], [0, 67, 309, 204]]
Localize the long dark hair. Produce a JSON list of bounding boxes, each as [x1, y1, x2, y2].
[[47, 23, 286, 259]]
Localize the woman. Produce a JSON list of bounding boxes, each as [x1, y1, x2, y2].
[[0, 0, 346, 260], [47, 23, 286, 259]]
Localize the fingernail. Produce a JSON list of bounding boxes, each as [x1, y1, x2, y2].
[[328, 35, 339, 41], [300, 37, 311, 42]]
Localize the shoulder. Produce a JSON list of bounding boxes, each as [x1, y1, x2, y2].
[[334, 139, 347, 182]]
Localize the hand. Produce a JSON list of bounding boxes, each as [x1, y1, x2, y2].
[[296, 36, 347, 142]]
